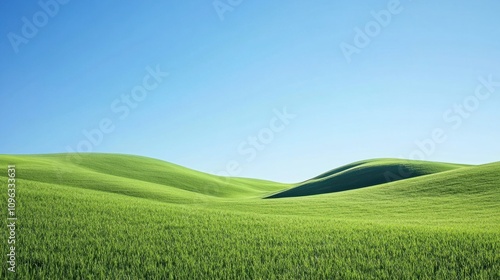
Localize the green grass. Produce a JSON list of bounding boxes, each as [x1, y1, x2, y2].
[[0, 153, 499, 279], [267, 159, 467, 198]]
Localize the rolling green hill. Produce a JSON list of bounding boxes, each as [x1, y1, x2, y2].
[[0, 153, 498, 279], [0, 153, 288, 203], [267, 159, 468, 198]]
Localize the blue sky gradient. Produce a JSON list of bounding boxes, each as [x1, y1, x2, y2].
[[1, 0, 499, 182]]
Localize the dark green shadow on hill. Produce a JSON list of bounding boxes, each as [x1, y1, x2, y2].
[[266, 159, 467, 199]]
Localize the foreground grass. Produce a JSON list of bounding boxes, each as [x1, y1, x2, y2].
[[3, 180, 499, 279], [0, 154, 499, 279]]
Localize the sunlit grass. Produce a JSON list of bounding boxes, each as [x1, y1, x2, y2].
[[0, 154, 498, 279]]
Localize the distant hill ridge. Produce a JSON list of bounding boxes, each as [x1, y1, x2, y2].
[[0, 154, 497, 201]]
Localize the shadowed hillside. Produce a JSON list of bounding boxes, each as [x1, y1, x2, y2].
[[266, 159, 468, 198]]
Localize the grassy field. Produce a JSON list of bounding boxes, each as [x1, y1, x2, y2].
[[0, 153, 499, 279]]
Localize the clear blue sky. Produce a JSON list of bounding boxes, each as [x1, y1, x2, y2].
[[1, 0, 499, 182]]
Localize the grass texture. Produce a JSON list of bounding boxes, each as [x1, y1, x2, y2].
[[0, 153, 498, 279]]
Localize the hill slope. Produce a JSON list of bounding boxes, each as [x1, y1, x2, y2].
[[0, 153, 289, 203], [230, 161, 499, 230], [267, 159, 468, 198]]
